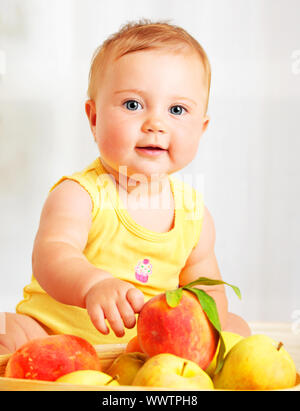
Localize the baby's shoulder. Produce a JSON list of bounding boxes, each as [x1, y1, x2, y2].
[[50, 158, 102, 219]]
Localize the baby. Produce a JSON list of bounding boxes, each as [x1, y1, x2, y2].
[[0, 20, 250, 354]]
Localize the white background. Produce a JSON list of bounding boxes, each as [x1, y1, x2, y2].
[[0, 0, 299, 324]]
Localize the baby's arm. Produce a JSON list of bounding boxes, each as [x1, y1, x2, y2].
[[179, 206, 228, 329], [32, 180, 144, 337]]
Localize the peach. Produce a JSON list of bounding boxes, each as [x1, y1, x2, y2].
[[5, 334, 101, 381], [125, 336, 144, 353], [137, 290, 219, 370]]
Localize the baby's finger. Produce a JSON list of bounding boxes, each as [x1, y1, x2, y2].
[[117, 298, 136, 329], [86, 304, 109, 335], [104, 304, 125, 337], [126, 287, 145, 313]]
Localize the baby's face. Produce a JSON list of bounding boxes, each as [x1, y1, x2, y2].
[[86, 49, 209, 181]]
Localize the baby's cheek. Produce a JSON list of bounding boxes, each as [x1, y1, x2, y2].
[[170, 137, 199, 166], [97, 125, 124, 155]]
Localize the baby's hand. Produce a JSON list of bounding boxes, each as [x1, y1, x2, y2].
[[84, 278, 144, 337]]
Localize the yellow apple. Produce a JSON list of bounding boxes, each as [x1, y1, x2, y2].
[[106, 352, 148, 385], [205, 331, 244, 377], [132, 353, 214, 390], [213, 334, 297, 390], [56, 370, 119, 386]]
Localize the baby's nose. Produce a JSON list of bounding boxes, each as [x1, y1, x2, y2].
[[142, 117, 166, 134]]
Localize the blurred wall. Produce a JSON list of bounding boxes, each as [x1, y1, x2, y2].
[[0, 0, 299, 323]]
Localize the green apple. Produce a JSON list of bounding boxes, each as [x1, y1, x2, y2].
[[213, 334, 297, 390], [132, 353, 214, 389], [106, 352, 148, 385]]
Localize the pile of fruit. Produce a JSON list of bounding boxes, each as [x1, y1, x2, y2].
[[3, 278, 298, 390]]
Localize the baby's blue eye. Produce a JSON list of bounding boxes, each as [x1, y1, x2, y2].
[[124, 100, 142, 111], [169, 105, 186, 115]]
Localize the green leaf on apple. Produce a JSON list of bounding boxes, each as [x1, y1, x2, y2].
[[184, 287, 221, 332], [184, 277, 241, 300], [215, 334, 226, 374], [165, 287, 183, 307]]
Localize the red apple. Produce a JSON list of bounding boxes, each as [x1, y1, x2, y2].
[[5, 334, 101, 381], [137, 290, 219, 369]]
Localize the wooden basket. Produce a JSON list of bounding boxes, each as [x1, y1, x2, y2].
[[0, 322, 299, 391]]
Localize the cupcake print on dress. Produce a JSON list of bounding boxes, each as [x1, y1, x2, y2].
[[135, 258, 152, 283]]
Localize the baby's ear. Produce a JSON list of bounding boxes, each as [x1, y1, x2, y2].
[[85, 99, 97, 138], [202, 115, 210, 133]]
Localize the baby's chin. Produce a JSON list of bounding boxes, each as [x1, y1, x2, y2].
[[121, 162, 172, 179], [99, 154, 177, 182]]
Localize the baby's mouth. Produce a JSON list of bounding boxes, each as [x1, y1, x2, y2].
[[137, 146, 164, 150], [135, 146, 168, 156]]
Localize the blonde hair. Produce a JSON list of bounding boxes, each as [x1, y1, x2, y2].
[[87, 19, 211, 112]]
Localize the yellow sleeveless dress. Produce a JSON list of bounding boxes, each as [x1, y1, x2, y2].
[[16, 157, 204, 345]]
